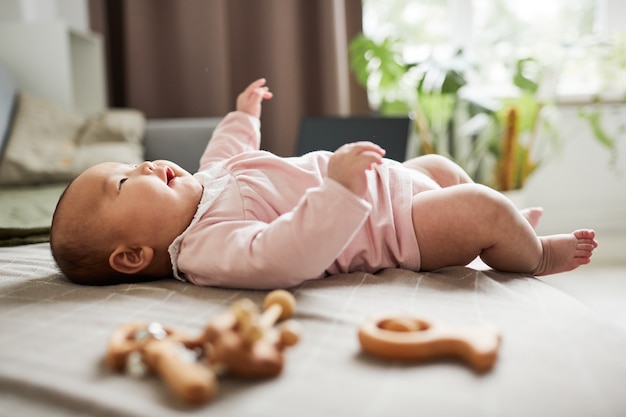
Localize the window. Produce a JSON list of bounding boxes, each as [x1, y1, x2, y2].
[[362, 0, 626, 101]]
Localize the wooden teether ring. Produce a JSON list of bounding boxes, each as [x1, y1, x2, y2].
[[358, 314, 501, 373]]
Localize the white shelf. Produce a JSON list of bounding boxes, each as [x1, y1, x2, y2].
[[0, 20, 105, 114]]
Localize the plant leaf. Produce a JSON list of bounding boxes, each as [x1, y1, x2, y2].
[[348, 34, 407, 93], [513, 58, 540, 94], [578, 108, 617, 150]]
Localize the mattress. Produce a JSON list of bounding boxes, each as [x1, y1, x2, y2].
[[1, 243, 626, 417]]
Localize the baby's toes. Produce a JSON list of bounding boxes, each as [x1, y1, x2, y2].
[[574, 229, 596, 241]]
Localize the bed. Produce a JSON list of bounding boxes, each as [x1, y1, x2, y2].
[[2, 75, 626, 417], [3, 243, 626, 417]]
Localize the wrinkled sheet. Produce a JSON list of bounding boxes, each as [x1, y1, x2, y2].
[[1, 243, 626, 417]]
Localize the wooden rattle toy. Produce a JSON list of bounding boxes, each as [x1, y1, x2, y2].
[[105, 290, 300, 405], [106, 321, 217, 404], [358, 314, 501, 373], [202, 289, 299, 378]]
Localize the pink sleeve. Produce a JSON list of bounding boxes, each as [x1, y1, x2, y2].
[[199, 111, 261, 170], [178, 179, 372, 289]]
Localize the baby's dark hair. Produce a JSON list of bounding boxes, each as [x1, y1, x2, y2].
[[50, 181, 157, 286], [51, 236, 133, 286]]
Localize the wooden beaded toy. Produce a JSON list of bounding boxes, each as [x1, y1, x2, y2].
[[358, 314, 501, 373], [105, 290, 300, 405]]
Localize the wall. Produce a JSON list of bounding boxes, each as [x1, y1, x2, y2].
[[0, 0, 104, 114], [524, 103, 626, 263], [603, 0, 626, 35], [0, 0, 88, 30]]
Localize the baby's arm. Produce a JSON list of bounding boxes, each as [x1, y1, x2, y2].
[[178, 179, 372, 289], [181, 142, 388, 289], [199, 79, 273, 169]]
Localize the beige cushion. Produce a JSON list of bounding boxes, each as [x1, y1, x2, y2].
[[0, 93, 144, 185]]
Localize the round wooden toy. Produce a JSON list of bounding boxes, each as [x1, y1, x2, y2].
[[358, 314, 501, 373]]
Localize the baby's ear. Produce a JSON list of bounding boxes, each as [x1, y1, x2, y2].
[[109, 246, 154, 274]]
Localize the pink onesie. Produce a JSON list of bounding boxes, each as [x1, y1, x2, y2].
[[168, 111, 441, 289]]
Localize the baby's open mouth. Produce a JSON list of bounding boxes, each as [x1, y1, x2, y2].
[[166, 167, 175, 185]]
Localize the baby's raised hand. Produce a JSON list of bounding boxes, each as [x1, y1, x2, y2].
[[328, 142, 385, 197], [237, 78, 273, 119]]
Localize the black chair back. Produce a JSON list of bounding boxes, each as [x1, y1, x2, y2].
[[296, 116, 412, 162]]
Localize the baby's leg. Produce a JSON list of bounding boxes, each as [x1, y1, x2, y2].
[[520, 207, 543, 229], [404, 154, 543, 228], [411, 183, 597, 275], [403, 154, 473, 187]]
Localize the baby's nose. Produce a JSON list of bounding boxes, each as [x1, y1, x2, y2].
[[138, 161, 156, 174]]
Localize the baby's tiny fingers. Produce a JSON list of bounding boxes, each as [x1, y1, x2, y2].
[[251, 78, 267, 87], [244, 78, 268, 95], [360, 150, 385, 167], [347, 141, 386, 156], [255, 86, 273, 99]]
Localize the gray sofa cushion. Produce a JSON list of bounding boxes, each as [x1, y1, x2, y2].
[[144, 118, 221, 173]]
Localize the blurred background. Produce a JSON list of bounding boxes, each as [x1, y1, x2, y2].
[[0, 0, 624, 263]]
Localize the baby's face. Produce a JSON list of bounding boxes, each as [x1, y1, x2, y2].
[[68, 160, 203, 249]]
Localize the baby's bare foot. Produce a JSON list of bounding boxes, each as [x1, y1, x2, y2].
[[532, 229, 598, 276], [520, 207, 543, 229]]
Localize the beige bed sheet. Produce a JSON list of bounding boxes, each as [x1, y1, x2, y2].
[[1, 243, 626, 417]]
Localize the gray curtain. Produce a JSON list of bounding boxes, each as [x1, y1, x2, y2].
[[89, 0, 369, 157]]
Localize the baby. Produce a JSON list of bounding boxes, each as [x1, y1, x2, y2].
[[51, 78, 597, 289]]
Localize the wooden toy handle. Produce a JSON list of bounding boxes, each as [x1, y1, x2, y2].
[[106, 322, 140, 372], [142, 339, 218, 405], [234, 290, 297, 344], [358, 315, 501, 373], [260, 290, 296, 328]]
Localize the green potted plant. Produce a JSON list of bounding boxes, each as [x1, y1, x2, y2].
[[349, 34, 560, 192]]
